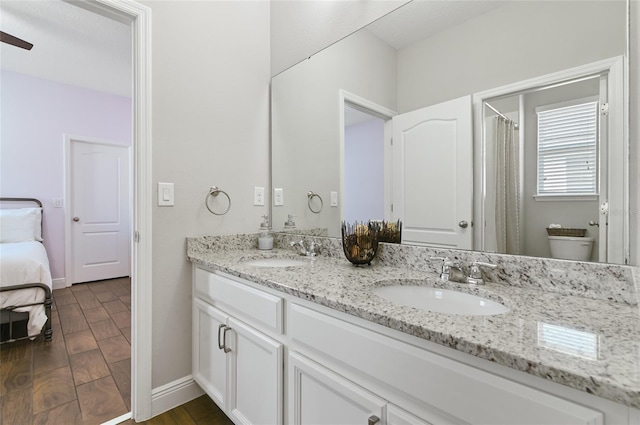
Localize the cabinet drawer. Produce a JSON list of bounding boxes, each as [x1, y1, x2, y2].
[[195, 267, 283, 333], [289, 303, 603, 425]]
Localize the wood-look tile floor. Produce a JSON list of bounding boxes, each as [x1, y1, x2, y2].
[[118, 394, 232, 425], [1, 277, 132, 425]]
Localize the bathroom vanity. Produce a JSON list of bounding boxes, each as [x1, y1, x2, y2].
[[187, 234, 640, 425]]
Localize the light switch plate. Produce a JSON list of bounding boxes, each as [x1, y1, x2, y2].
[[53, 198, 63, 208], [273, 188, 284, 206], [158, 182, 174, 206], [330, 191, 338, 207], [254, 187, 265, 206]]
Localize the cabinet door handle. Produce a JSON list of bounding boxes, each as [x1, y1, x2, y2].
[[222, 326, 232, 353], [217, 324, 226, 350], [368, 415, 380, 425]]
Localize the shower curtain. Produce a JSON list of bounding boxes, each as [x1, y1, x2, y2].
[[494, 116, 520, 254]]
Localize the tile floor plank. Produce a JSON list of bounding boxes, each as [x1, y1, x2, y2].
[[2, 387, 33, 425], [109, 359, 131, 410], [103, 300, 128, 315], [98, 335, 130, 365], [0, 354, 32, 396], [84, 306, 111, 323], [32, 365, 76, 414], [89, 319, 122, 341], [65, 329, 99, 356], [32, 400, 83, 425], [76, 376, 128, 425], [70, 349, 111, 386], [33, 343, 69, 375]]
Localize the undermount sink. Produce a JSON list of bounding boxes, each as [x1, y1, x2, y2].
[[373, 285, 510, 316], [241, 257, 309, 268]]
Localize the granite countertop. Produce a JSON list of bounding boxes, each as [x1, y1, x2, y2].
[[187, 246, 640, 409]]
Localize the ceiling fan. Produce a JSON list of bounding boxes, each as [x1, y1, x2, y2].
[[0, 31, 33, 50]]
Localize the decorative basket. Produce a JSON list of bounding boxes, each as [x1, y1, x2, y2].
[[341, 221, 380, 265], [376, 219, 402, 244], [546, 228, 587, 237]]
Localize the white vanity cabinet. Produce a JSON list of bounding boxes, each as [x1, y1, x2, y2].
[[193, 267, 284, 425], [288, 303, 605, 425], [192, 264, 635, 425]]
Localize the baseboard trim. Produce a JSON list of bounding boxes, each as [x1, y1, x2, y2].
[[150, 375, 204, 418], [52, 278, 67, 290]]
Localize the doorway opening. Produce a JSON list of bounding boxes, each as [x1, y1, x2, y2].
[[474, 56, 627, 264]]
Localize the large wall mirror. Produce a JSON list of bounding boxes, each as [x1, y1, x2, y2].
[[271, 0, 629, 264]]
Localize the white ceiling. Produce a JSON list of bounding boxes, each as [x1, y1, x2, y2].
[[366, 0, 505, 50], [0, 0, 131, 97]]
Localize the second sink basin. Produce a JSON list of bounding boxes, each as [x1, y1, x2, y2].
[[241, 257, 309, 268], [373, 284, 510, 316]]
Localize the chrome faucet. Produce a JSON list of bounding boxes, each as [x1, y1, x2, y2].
[[466, 261, 498, 285], [430, 257, 466, 282], [430, 257, 497, 285], [290, 240, 321, 257]]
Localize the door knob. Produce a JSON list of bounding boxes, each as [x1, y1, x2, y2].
[[589, 220, 599, 227], [73, 217, 80, 222], [458, 220, 468, 228]]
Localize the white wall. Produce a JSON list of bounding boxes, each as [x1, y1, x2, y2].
[[0, 70, 132, 280], [270, 0, 409, 76], [139, 0, 271, 389], [397, 1, 626, 113], [271, 28, 396, 236], [344, 118, 385, 223]]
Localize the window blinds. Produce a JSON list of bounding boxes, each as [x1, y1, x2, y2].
[[537, 101, 598, 195]]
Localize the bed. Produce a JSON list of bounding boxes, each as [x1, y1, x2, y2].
[[0, 198, 52, 343]]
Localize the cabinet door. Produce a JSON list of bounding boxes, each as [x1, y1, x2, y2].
[[228, 317, 283, 425], [193, 298, 228, 411], [387, 404, 445, 425], [289, 352, 386, 425]]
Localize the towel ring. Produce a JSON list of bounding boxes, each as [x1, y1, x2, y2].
[[307, 191, 323, 214], [205, 186, 231, 216]]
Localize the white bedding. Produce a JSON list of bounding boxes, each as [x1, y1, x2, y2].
[[0, 241, 52, 336]]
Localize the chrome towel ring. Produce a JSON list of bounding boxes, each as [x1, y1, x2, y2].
[[205, 186, 231, 216], [307, 191, 323, 214]]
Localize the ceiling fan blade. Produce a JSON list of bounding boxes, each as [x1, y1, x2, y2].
[[0, 31, 33, 50]]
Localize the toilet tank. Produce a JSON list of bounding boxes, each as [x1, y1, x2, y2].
[[548, 236, 594, 261]]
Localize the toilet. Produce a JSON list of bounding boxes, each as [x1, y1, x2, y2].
[[548, 236, 594, 261]]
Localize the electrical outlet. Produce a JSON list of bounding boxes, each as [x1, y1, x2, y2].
[[330, 191, 338, 207], [254, 187, 265, 206], [273, 188, 284, 206]]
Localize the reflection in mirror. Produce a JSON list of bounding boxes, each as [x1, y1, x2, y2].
[[344, 105, 385, 223], [271, 0, 628, 263], [482, 77, 603, 261]]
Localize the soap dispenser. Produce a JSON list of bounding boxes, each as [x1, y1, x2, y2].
[[284, 214, 296, 230], [258, 215, 273, 250]]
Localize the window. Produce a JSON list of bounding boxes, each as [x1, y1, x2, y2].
[[536, 100, 598, 196]]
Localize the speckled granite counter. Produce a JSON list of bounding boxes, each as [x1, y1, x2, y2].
[[186, 234, 640, 409]]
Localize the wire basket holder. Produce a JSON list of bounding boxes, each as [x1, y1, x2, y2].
[[205, 186, 231, 216]]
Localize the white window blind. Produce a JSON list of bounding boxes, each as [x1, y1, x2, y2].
[[537, 101, 598, 195]]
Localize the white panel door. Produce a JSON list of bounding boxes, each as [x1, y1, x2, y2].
[[392, 96, 472, 248], [71, 140, 130, 283], [288, 352, 386, 425], [228, 317, 283, 425], [192, 299, 229, 411]]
